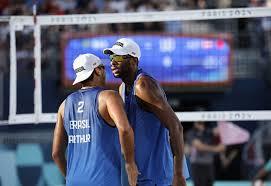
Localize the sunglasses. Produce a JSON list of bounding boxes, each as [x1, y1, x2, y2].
[[97, 65, 105, 69], [109, 54, 131, 61]]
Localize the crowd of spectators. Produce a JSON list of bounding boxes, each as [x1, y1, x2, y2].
[[0, 0, 270, 16], [0, 0, 270, 78], [0, 0, 271, 77], [0, 0, 249, 16], [184, 121, 271, 184]]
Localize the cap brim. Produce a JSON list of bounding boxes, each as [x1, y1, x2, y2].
[[103, 48, 128, 56], [72, 70, 94, 85]]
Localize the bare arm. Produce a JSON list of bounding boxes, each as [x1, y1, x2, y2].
[[119, 83, 124, 95], [52, 101, 67, 177], [99, 90, 138, 186], [135, 76, 185, 178], [192, 139, 225, 153], [104, 91, 135, 164]]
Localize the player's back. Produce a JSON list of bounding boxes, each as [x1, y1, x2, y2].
[[63, 87, 121, 186]]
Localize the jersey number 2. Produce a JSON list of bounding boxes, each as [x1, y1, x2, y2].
[[77, 101, 84, 113]]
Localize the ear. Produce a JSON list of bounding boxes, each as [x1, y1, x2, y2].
[[94, 67, 103, 76], [134, 58, 139, 66], [131, 57, 139, 68]]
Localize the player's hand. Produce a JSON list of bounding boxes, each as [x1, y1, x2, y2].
[[172, 174, 187, 186], [125, 161, 139, 186], [215, 144, 226, 153]]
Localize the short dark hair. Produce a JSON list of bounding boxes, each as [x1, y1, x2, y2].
[[80, 73, 94, 85]]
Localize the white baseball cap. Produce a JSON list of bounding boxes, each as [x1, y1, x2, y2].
[[72, 53, 103, 85], [103, 38, 141, 59]]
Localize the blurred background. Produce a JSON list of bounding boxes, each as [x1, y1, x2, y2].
[[0, 0, 271, 185]]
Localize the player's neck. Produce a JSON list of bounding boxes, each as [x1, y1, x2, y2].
[[81, 86, 95, 89], [123, 68, 137, 87], [81, 80, 104, 89]]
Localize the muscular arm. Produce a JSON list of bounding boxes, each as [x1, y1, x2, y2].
[[192, 139, 222, 153], [119, 83, 124, 95], [100, 90, 135, 164], [135, 76, 184, 176], [52, 101, 67, 177]]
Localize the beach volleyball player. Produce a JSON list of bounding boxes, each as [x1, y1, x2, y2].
[[104, 38, 190, 186], [52, 54, 139, 186]]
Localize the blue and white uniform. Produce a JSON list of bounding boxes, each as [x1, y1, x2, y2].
[[121, 69, 190, 185], [64, 87, 121, 186]]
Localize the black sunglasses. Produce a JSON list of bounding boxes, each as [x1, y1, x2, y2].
[[109, 54, 131, 61], [97, 65, 105, 69]]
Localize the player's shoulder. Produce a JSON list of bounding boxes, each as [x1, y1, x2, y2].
[[119, 82, 125, 93], [65, 91, 80, 102], [68, 90, 79, 97], [58, 99, 66, 117], [135, 74, 159, 92], [99, 89, 120, 99], [58, 99, 66, 110]]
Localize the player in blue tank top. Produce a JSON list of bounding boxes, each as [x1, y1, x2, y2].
[[104, 38, 190, 186], [52, 53, 139, 186]]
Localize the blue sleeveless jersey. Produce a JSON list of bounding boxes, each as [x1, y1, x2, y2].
[[121, 69, 190, 185], [64, 87, 121, 186]]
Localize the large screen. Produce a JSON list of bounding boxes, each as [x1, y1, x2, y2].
[[61, 34, 232, 88]]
